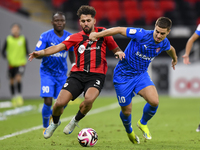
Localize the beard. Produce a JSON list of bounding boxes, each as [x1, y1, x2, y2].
[[83, 26, 92, 34]]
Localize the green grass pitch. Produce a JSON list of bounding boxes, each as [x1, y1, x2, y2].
[[0, 96, 200, 150]]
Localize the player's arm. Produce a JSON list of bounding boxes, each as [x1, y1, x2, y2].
[[1, 40, 7, 59], [68, 50, 75, 66], [182, 33, 199, 65], [166, 45, 178, 70], [111, 47, 125, 61], [29, 43, 66, 61], [89, 27, 127, 41], [25, 38, 29, 57]]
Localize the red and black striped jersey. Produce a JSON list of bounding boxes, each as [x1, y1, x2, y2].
[[62, 27, 118, 75]]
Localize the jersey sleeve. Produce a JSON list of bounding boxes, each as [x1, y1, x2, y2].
[[195, 24, 200, 36], [35, 33, 47, 51], [62, 34, 77, 50], [163, 38, 171, 51], [104, 36, 118, 50], [126, 27, 143, 41]]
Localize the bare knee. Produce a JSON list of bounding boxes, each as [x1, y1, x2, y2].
[[149, 99, 159, 107], [121, 107, 132, 116], [44, 97, 52, 106]]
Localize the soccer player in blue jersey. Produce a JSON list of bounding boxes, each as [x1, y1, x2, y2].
[[89, 17, 178, 144], [35, 12, 75, 134], [182, 24, 200, 132]]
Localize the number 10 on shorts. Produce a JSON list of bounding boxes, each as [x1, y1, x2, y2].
[[118, 96, 126, 103]]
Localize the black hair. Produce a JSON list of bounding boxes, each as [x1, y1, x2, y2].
[[52, 11, 65, 20], [77, 5, 96, 18]]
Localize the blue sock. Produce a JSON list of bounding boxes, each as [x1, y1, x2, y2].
[[140, 103, 158, 125], [42, 104, 52, 128], [120, 111, 132, 133]]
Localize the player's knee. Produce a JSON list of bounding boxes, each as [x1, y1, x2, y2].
[[54, 100, 66, 108], [149, 99, 159, 107], [121, 109, 131, 116]]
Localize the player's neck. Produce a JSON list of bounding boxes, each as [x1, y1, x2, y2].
[[54, 30, 64, 37]]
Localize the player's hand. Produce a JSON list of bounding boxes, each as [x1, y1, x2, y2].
[[89, 32, 98, 41], [28, 51, 43, 61], [114, 51, 125, 61], [182, 54, 191, 65], [171, 58, 178, 70]]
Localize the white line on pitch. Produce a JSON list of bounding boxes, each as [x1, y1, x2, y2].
[[0, 98, 143, 141]]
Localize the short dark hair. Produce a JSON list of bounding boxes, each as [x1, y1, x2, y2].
[[11, 23, 21, 29], [52, 11, 65, 20], [155, 17, 172, 31], [77, 5, 96, 18]]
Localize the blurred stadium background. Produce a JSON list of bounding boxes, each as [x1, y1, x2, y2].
[[1, 0, 200, 99]]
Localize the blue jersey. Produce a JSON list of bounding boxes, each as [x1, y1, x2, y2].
[[114, 27, 170, 79], [195, 24, 200, 36], [35, 29, 73, 77]]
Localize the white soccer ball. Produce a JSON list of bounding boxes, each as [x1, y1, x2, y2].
[[77, 128, 98, 147]]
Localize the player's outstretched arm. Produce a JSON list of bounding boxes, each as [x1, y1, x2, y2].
[[28, 43, 66, 61], [89, 27, 127, 41], [182, 33, 199, 65], [166, 45, 178, 70]]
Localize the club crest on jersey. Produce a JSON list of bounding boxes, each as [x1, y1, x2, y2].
[[78, 45, 86, 54], [129, 29, 137, 34], [156, 48, 160, 53]]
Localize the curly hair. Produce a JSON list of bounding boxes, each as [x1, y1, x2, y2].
[[77, 5, 96, 18]]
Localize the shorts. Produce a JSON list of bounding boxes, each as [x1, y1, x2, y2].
[[114, 71, 155, 107], [62, 71, 106, 100], [40, 72, 67, 99], [8, 66, 25, 78]]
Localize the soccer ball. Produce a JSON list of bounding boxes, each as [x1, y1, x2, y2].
[[77, 128, 98, 147]]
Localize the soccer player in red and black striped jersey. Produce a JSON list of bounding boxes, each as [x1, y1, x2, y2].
[[29, 5, 125, 139]]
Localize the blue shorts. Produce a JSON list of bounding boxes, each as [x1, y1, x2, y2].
[[113, 71, 154, 107], [40, 72, 67, 99]]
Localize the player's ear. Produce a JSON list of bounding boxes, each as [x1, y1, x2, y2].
[[94, 18, 96, 25]]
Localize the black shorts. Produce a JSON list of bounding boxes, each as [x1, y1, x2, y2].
[[8, 66, 25, 78], [62, 71, 106, 100]]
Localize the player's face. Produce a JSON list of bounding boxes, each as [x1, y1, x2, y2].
[[11, 25, 20, 37], [52, 14, 66, 32], [153, 26, 170, 44], [79, 14, 96, 34]]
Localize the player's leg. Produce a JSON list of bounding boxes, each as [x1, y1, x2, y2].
[[9, 67, 17, 107], [44, 89, 72, 139], [15, 73, 23, 106], [114, 78, 140, 144], [42, 97, 53, 134], [135, 72, 158, 140], [40, 73, 56, 135], [63, 72, 104, 135]]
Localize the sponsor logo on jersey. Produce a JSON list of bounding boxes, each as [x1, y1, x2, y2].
[[51, 51, 67, 58], [135, 51, 155, 61], [36, 40, 42, 48], [78, 45, 100, 54], [129, 29, 136, 34]]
